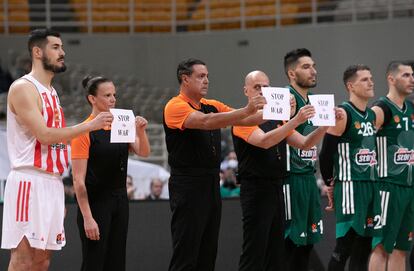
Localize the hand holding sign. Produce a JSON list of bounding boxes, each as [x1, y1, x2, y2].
[[89, 112, 113, 131], [135, 116, 148, 132], [262, 87, 291, 120], [290, 94, 296, 118], [294, 105, 315, 124], [308, 94, 335, 126], [110, 109, 136, 143], [246, 95, 267, 115]]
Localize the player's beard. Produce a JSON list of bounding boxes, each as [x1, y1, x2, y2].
[[42, 55, 67, 73], [296, 76, 317, 89], [395, 80, 413, 96]]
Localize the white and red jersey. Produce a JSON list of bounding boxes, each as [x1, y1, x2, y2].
[[7, 74, 69, 175]]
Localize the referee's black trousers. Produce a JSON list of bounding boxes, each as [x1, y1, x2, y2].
[[239, 178, 286, 271], [77, 189, 129, 271], [168, 174, 221, 271]]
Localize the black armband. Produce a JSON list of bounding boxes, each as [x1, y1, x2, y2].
[[319, 133, 341, 186]]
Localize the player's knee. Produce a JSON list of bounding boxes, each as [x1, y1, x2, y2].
[[33, 257, 51, 271], [10, 254, 34, 271], [391, 249, 406, 259], [372, 244, 387, 259]]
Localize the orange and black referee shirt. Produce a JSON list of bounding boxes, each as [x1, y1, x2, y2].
[[232, 121, 291, 180], [71, 115, 129, 192], [163, 92, 232, 174]]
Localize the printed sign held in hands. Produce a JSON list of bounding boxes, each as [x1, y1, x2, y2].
[[110, 109, 136, 143], [308, 94, 335, 126], [262, 87, 291, 120]]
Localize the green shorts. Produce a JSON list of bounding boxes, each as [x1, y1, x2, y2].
[[334, 180, 382, 239], [372, 182, 414, 253], [283, 174, 322, 246]]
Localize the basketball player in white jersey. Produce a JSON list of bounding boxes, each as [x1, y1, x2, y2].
[[1, 29, 113, 271]]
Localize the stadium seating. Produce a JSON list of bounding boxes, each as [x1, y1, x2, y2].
[[70, 0, 130, 32], [66, 0, 320, 32], [3, 0, 408, 33], [3, 0, 30, 33]]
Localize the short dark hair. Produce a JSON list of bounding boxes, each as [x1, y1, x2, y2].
[[28, 28, 61, 57], [176, 58, 206, 84], [343, 64, 371, 87], [82, 75, 112, 105], [283, 48, 312, 76], [386, 60, 412, 77]]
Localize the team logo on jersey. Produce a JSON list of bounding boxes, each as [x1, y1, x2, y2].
[[366, 217, 374, 228], [393, 148, 414, 165], [355, 149, 377, 166], [56, 233, 65, 244], [311, 223, 318, 233], [408, 232, 414, 241], [298, 146, 317, 161], [51, 143, 67, 150], [354, 121, 361, 129], [394, 115, 400, 123]]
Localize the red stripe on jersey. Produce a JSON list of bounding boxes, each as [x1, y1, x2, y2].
[[60, 108, 69, 169], [16, 181, 22, 221], [25, 182, 31, 222], [20, 181, 27, 222], [46, 146, 53, 173], [61, 108, 66, 128], [51, 95, 64, 174], [34, 141, 42, 168], [43, 94, 54, 173], [34, 91, 45, 169]]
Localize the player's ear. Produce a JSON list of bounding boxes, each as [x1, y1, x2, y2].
[[32, 46, 43, 59], [87, 94, 95, 105], [287, 69, 295, 80]]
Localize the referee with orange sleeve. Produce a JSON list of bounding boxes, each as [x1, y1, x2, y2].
[[71, 76, 150, 271], [233, 71, 330, 270], [163, 59, 266, 271]]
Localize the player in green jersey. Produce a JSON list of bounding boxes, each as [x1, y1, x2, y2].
[[283, 48, 326, 271], [319, 65, 381, 271], [369, 61, 414, 271]]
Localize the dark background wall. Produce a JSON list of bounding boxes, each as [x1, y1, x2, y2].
[[0, 198, 336, 270]]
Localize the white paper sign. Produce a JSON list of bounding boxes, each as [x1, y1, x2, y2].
[[308, 94, 335, 126], [262, 87, 291, 120], [110, 109, 136, 143]]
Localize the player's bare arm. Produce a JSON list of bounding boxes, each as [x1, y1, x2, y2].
[[9, 80, 113, 145], [184, 95, 266, 130], [247, 105, 315, 149], [371, 106, 384, 130], [129, 116, 151, 157], [72, 159, 100, 241]]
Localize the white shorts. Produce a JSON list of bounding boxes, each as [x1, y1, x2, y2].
[[1, 168, 66, 250]]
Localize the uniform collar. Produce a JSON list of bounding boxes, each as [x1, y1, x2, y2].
[[178, 91, 206, 110]]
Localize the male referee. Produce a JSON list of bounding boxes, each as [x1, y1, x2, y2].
[[163, 58, 266, 271]]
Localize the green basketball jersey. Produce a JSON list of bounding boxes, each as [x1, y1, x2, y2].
[[288, 85, 317, 174], [334, 102, 378, 182], [376, 97, 414, 186]]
